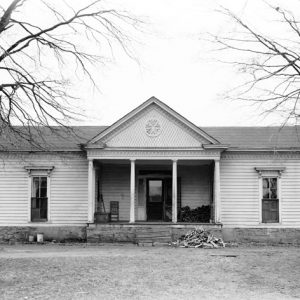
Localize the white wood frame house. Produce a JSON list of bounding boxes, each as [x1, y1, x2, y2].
[[0, 97, 300, 243]]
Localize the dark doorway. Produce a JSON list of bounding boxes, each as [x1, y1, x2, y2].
[[147, 179, 163, 220], [146, 178, 179, 221]]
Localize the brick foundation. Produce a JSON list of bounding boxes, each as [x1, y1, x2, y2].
[[222, 228, 300, 244], [1, 225, 299, 245]]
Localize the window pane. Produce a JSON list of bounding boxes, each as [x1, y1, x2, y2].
[[40, 177, 47, 198], [270, 178, 277, 189], [263, 188, 270, 199], [149, 180, 162, 202], [270, 178, 277, 198], [271, 188, 277, 199], [40, 198, 47, 208], [31, 197, 37, 209], [36, 198, 41, 208], [32, 177, 40, 198], [40, 208, 47, 219], [263, 178, 269, 188]]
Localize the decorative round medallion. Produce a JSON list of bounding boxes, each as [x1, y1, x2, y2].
[[145, 119, 161, 137]]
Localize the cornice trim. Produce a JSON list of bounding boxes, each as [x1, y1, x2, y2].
[[24, 166, 55, 176], [87, 149, 221, 160], [255, 166, 285, 178]]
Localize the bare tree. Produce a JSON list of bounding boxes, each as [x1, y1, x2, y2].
[[0, 0, 141, 148], [209, 4, 300, 125]]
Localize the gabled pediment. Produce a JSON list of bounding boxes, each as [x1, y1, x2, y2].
[[87, 97, 220, 149]]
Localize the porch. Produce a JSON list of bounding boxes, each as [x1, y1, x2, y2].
[[87, 158, 222, 225], [84, 98, 226, 227]]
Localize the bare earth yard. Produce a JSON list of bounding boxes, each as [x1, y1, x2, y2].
[[0, 244, 299, 300]]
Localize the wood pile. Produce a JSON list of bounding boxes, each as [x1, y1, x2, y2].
[[179, 205, 210, 223], [172, 226, 225, 248]]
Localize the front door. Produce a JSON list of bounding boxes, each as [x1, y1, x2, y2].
[[145, 177, 181, 221], [147, 179, 163, 220]]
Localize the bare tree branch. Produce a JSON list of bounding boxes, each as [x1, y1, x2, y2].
[[0, 0, 142, 150], [0, 0, 22, 34], [208, 4, 300, 125]]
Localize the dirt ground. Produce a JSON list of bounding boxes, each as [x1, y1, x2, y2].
[[0, 243, 299, 300]]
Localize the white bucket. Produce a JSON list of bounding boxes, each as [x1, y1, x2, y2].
[[37, 233, 44, 243]]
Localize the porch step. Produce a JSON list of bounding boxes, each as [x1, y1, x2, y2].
[[138, 241, 170, 247], [135, 228, 172, 245]]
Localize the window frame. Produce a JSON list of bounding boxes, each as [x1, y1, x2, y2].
[[255, 167, 285, 224], [31, 176, 48, 222], [261, 176, 279, 223], [25, 166, 54, 223]]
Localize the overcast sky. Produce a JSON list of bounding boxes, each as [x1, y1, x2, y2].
[[3, 0, 299, 127], [77, 0, 299, 127]]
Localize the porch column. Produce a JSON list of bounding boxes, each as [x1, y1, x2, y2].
[[214, 159, 221, 223], [129, 159, 136, 223], [88, 159, 95, 223], [172, 159, 178, 223]]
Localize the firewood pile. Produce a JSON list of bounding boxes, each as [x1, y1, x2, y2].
[[179, 205, 210, 223], [172, 226, 225, 248]]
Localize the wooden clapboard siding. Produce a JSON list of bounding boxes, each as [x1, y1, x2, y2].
[[178, 165, 211, 209], [50, 156, 88, 224], [100, 164, 130, 221], [220, 153, 300, 226], [0, 157, 28, 224], [281, 161, 300, 225], [220, 154, 265, 226], [0, 153, 89, 225]]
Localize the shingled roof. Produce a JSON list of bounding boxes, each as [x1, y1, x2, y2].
[[204, 126, 300, 150], [1, 126, 300, 151]]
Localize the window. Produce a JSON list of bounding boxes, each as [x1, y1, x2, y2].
[[31, 176, 48, 222], [255, 167, 284, 224], [262, 177, 279, 223], [25, 166, 54, 222]]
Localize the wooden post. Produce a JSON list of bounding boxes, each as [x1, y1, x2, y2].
[[130, 159, 136, 223], [214, 159, 221, 223], [88, 159, 95, 223], [172, 159, 178, 223]]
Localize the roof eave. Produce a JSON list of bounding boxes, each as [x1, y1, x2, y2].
[[0, 148, 83, 152], [226, 147, 300, 152], [203, 144, 229, 150], [84, 143, 105, 150]]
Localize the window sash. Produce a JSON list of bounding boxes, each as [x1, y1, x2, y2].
[[262, 177, 278, 199], [262, 198, 279, 223], [31, 176, 48, 221], [261, 177, 279, 223]]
